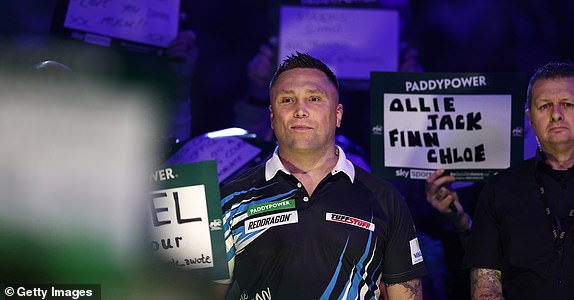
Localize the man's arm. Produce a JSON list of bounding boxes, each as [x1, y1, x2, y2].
[[208, 282, 230, 300], [470, 268, 503, 300], [384, 278, 423, 300]]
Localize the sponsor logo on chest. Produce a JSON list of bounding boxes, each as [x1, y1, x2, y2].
[[247, 199, 295, 217], [326, 212, 375, 231], [244, 211, 298, 233]]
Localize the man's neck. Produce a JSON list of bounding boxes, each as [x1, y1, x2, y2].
[[542, 146, 574, 170], [278, 146, 339, 195], [279, 146, 338, 174]]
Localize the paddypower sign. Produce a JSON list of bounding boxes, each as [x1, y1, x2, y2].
[[149, 161, 228, 280], [371, 72, 524, 181]]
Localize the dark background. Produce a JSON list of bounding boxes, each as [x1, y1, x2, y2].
[[3, 0, 573, 139]]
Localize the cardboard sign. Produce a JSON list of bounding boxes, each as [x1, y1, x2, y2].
[[164, 135, 262, 183], [150, 161, 228, 280], [52, 0, 180, 55], [279, 6, 399, 80], [371, 72, 525, 181]]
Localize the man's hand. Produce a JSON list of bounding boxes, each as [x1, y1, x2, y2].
[[246, 43, 275, 100], [425, 169, 460, 213], [167, 30, 199, 79], [425, 169, 471, 232], [471, 268, 504, 300]]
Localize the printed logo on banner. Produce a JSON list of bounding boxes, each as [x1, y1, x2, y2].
[[152, 167, 177, 182], [395, 169, 409, 178], [410, 169, 434, 180], [512, 126, 523, 137]]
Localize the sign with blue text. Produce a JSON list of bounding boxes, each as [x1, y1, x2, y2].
[[149, 161, 228, 280], [371, 72, 525, 181]]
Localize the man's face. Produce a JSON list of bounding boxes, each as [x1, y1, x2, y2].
[[269, 68, 342, 154], [526, 77, 574, 151]]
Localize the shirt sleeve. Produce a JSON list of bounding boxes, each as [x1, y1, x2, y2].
[[381, 187, 427, 284], [218, 184, 238, 284], [463, 177, 504, 270]]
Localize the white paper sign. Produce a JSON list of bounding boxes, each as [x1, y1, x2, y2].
[[164, 136, 262, 182], [279, 6, 399, 80], [383, 94, 512, 169], [63, 0, 180, 47], [150, 185, 213, 269]]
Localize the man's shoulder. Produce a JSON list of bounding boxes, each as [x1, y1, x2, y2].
[[353, 165, 402, 197], [496, 157, 536, 178], [221, 163, 266, 196], [487, 157, 536, 186]]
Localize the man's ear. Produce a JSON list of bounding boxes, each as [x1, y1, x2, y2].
[[525, 110, 532, 125], [336, 103, 343, 128], [269, 105, 274, 129]]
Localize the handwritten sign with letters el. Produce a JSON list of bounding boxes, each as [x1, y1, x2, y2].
[[371, 72, 525, 181], [150, 161, 228, 280]]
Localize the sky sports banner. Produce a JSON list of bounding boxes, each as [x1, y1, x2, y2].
[[371, 72, 525, 181], [149, 161, 228, 280]]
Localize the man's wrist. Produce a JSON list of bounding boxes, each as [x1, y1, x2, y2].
[[446, 210, 472, 232]]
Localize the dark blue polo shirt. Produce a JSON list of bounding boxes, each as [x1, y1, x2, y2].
[[221, 148, 426, 299]]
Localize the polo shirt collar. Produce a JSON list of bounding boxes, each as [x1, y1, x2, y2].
[[265, 146, 355, 183]]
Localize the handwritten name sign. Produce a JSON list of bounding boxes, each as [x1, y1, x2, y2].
[[371, 72, 525, 181], [164, 135, 262, 183], [383, 94, 511, 169], [279, 6, 399, 80], [150, 184, 213, 268], [149, 161, 228, 280], [63, 0, 180, 47]]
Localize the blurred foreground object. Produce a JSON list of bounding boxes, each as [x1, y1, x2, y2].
[[0, 50, 219, 298]]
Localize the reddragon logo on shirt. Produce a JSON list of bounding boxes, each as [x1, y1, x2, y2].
[[326, 213, 375, 231]]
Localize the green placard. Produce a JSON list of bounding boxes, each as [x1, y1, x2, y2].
[[149, 160, 228, 280], [371, 72, 525, 181]]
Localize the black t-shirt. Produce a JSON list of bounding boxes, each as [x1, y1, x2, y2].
[[464, 154, 574, 299]]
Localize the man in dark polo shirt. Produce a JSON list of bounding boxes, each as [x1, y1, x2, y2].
[[219, 52, 426, 299], [464, 62, 574, 299]]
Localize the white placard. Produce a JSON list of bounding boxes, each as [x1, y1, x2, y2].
[[383, 94, 512, 169], [150, 185, 213, 269], [164, 136, 262, 182], [63, 0, 180, 47], [279, 6, 399, 80]]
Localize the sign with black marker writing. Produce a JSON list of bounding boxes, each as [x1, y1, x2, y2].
[[52, 0, 180, 55], [164, 135, 262, 183], [279, 6, 399, 80], [371, 72, 525, 181], [149, 161, 228, 280]]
